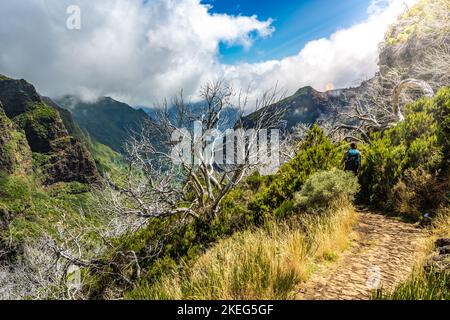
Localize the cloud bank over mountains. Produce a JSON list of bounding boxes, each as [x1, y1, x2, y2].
[[0, 0, 418, 106]]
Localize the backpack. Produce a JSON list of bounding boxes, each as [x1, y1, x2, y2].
[[345, 149, 360, 172]]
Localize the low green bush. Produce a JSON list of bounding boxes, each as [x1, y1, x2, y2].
[[294, 168, 360, 213], [432, 87, 450, 170]]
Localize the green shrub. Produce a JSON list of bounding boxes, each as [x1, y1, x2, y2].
[[360, 133, 406, 209], [274, 200, 295, 219], [218, 171, 271, 233], [250, 125, 339, 220], [294, 168, 360, 213], [390, 167, 445, 220], [360, 88, 449, 212], [431, 87, 450, 170]]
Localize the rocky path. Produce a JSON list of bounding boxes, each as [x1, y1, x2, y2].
[[297, 209, 427, 300]]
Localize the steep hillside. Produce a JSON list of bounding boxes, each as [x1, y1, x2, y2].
[[42, 96, 126, 176], [0, 75, 98, 185], [0, 103, 32, 175], [56, 96, 152, 154], [41, 96, 86, 141]]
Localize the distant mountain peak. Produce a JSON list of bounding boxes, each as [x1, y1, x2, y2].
[[294, 86, 317, 96], [0, 74, 12, 81]]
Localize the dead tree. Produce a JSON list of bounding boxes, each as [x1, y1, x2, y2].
[[105, 79, 287, 222], [330, 70, 435, 143], [413, 43, 450, 90], [392, 79, 434, 121]]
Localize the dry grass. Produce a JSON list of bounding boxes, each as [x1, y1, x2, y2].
[[128, 199, 357, 300], [433, 207, 450, 238]]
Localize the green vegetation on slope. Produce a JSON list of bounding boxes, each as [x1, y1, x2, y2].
[[56, 96, 151, 154], [13, 102, 63, 153], [87, 139, 126, 175], [127, 176, 358, 300], [0, 173, 96, 244], [361, 88, 450, 300], [0, 108, 32, 175], [360, 87, 450, 220]]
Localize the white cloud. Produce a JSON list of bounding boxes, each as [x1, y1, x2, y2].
[[221, 0, 420, 96], [0, 0, 419, 106], [0, 0, 273, 104]]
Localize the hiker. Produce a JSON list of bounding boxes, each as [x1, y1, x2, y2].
[[343, 142, 362, 176]]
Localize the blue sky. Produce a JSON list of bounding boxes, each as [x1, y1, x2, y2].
[[204, 0, 373, 64]]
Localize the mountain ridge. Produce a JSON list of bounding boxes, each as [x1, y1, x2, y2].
[[56, 95, 152, 154], [242, 84, 352, 131]]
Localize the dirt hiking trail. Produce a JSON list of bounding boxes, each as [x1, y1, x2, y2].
[[297, 209, 427, 300]]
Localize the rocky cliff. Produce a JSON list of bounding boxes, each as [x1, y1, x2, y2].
[[379, 0, 450, 89], [0, 75, 99, 185]]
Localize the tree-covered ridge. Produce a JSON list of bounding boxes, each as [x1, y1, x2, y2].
[[56, 96, 153, 154]]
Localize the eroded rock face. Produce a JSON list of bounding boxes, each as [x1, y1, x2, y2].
[[14, 102, 68, 154], [45, 137, 99, 185], [0, 75, 99, 184], [0, 78, 41, 118]]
